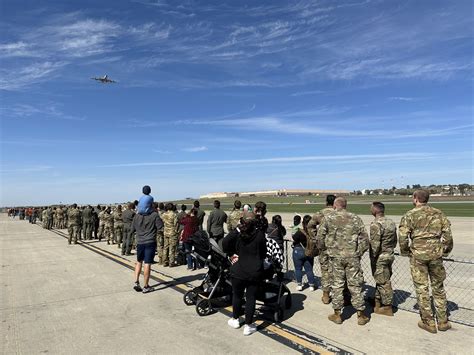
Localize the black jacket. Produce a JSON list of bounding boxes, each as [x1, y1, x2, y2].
[[222, 228, 267, 281]]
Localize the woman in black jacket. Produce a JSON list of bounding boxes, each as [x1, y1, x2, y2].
[[266, 214, 287, 251], [222, 212, 267, 336]]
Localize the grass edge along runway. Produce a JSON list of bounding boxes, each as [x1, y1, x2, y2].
[[174, 201, 474, 218]]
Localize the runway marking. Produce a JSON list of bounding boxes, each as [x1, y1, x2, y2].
[[47, 228, 362, 355]]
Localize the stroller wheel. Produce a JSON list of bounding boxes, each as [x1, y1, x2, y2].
[[274, 307, 284, 323], [183, 290, 198, 306], [196, 299, 213, 316]]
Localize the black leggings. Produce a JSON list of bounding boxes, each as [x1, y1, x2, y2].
[[232, 278, 258, 325]]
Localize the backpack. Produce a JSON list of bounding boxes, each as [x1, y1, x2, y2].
[[304, 230, 319, 257]]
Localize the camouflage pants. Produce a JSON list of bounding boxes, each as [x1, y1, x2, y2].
[[330, 257, 365, 311], [122, 224, 133, 255], [161, 233, 177, 265], [114, 224, 123, 244], [410, 257, 448, 323], [68, 225, 80, 243], [105, 225, 115, 242], [371, 254, 394, 306], [58, 218, 65, 229], [319, 249, 332, 292], [98, 223, 105, 240], [156, 231, 164, 262], [82, 221, 93, 240]]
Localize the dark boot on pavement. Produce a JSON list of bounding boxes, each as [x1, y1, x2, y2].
[[328, 309, 342, 324], [357, 311, 370, 325]]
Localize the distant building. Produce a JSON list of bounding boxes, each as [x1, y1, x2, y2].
[[199, 189, 350, 199]]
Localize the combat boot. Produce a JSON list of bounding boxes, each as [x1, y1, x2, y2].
[[328, 310, 342, 324], [375, 305, 393, 316], [418, 320, 437, 334], [437, 321, 452, 331], [374, 299, 381, 312], [357, 311, 370, 325], [321, 291, 331, 304]]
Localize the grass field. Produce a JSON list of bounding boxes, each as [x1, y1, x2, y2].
[[173, 196, 474, 217]]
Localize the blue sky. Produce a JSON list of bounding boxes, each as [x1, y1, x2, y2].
[[0, 0, 472, 206]]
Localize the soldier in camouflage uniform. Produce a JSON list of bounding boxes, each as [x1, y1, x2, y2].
[[46, 207, 54, 230], [103, 207, 115, 244], [98, 206, 106, 241], [399, 190, 453, 333], [77, 207, 83, 240], [161, 203, 179, 267], [369, 202, 397, 316], [42, 208, 48, 228], [82, 205, 93, 240], [122, 203, 135, 256], [56, 207, 64, 229], [227, 200, 243, 233], [156, 203, 165, 263], [308, 194, 336, 304], [317, 197, 370, 325], [67, 204, 81, 244], [113, 205, 124, 248]]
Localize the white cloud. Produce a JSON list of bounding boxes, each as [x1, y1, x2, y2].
[[182, 146, 208, 152], [290, 90, 325, 97], [0, 61, 66, 90], [2, 103, 84, 120], [100, 152, 434, 168]]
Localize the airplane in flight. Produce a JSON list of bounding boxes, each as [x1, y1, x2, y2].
[[91, 75, 116, 83]]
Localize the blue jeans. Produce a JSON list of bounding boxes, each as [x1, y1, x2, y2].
[[293, 246, 316, 285], [183, 242, 194, 269]]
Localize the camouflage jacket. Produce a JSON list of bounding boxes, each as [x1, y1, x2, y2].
[[399, 205, 453, 260], [112, 210, 123, 226], [98, 211, 106, 224], [316, 209, 369, 258], [370, 216, 397, 259], [161, 211, 178, 236], [227, 209, 243, 232], [67, 208, 81, 226], [308, 207, 334, 241], [56, 208, 64, 219], [103, 212, 114, 227]]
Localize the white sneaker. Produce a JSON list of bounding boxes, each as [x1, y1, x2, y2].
[[296, 284, 303, 291], [243, 323, 257, 336], [309, 286, 315, 291], [227, 318, 241, 329]]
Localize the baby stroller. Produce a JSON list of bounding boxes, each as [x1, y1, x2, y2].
[[255, 260, 292, 322], [183, 231, 292, 322], [183, 231, 233, 316]]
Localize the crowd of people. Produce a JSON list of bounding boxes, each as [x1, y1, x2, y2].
[[9, 187, 454, 336]]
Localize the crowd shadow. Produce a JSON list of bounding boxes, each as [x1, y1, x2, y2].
[[284, 293, 307, 320]]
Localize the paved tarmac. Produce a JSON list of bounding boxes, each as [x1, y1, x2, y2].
[[1, 215, 473, 354]]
